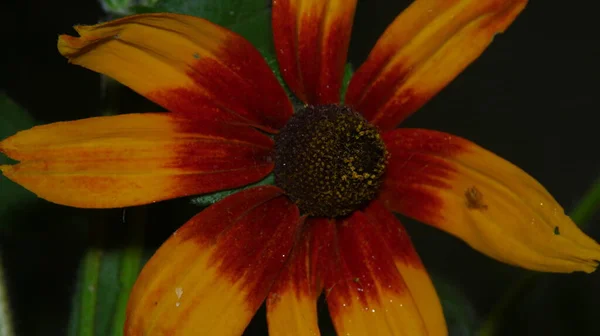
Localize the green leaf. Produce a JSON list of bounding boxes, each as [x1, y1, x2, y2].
[[432, 276, 478, 336], [101, 0, 161, 15], [69, 209, 146, 336], [340, 63, 355, 102], [133, 0, 271, 44], [0, 254, 15, 336], [143, 0, 269, 28], [0, 94, 37, 336], [0, 93, 37, 226], [569, 176, 600, 229], [189, 174, 275, 207], [228, 8, 272, 54]]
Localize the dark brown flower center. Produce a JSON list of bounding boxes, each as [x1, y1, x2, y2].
[[274, 104, 388, 217]]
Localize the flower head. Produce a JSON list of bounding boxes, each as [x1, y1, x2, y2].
[[1, 0, 599, 335]]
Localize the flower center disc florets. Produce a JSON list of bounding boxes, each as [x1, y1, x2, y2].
[[274, 104, 388, 217]]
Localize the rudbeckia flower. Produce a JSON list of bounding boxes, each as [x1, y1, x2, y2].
[[1, 0, 599, 334]]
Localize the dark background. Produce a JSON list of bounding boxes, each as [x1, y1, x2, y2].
[[1, 0, 599, 335]]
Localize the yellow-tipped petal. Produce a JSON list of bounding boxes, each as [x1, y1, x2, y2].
[[346, 0, 527, 130], [0, 114, 273, 208], [381, 128, 600, 273], [125, 186, 301, 335], [58, 13, 292, 132], [317, 213, 444, 335], [266, 218, 321, 336], [273, 0, 357, 104], [366, 200, 447, 335]]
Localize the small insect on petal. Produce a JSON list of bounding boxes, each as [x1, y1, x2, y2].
[[381, 128, 600, 273]]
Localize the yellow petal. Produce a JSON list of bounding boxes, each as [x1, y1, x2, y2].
[[317, 214, 435, 335], [273, 0, 357, 104], [266, 218, 321, 336], [346, 0, 527, 130], [0, 114, 273, 208], [381, 128, 600, 273], [58, 13, 292, 132], [125, 186, 301, 335]]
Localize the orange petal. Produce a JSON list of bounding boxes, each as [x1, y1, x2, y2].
[[346, 0, 527, 130], [380, 128, 600, 273], [125, 186, 300, 335], [317, 213, 434, 335], [266, 218, 321, 336], [0, 113, 273, 208], [365, 200, 447, 335], [58, 13, 292, 132], [273, 0, 357, 104]]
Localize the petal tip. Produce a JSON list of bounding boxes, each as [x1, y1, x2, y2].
[[575, 254, 600, 274], [57, 34, 80, 57], [583, 246, 600, 274], [57, 24, 100, 58], [582, 263, 599, 274]]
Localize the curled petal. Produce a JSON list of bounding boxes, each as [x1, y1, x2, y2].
[[318, 213, 436, 335], [266, 218, 321, 336], [273, 0, 357, 104], [58, 13, 292, 132], [125, 186, 301, 335], [346, 0, 527, 130], [380, 128, 600, 273], [0, 113, 273, 208]]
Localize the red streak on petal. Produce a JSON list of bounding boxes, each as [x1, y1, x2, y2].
[[168, 117, 274, 170], [296, 5, 324, 104], [344, 48, 398, 108], [318, 212, 407, 317], [318, 15, 353, 104], [177, 186, 300, 307], [273, 1, 354, 104], [346, 57, 421, 127], [344, 30, 428, 129], [148, 88, 262, 128], [382, 128, 467, 155], [170, 166, 274, 200], [379, 128, 468, 226], [272, 0, 304, 101], [369, 90, 425, 130], [178, 186, 283, 245], [364, 200, 422, 268], [311, 217, 337, 293], [148, 36, 292, 132], [267, 217, 323, 304], [167, 117, 275, 193]]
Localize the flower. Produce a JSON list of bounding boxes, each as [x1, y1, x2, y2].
[[1, 0, 599, 334]]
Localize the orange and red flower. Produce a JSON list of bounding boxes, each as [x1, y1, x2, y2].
[[1, 0, 599, 335]]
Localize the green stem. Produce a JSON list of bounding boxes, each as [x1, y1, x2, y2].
[[478, 176, 600, 336], [79, 248, 103, 336], [569, 177, 600, 228], [0, 254, 14, 336], [110, 208, 146, 336]]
